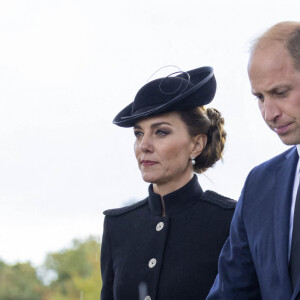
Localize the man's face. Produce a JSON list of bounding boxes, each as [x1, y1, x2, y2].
[[248, 43, 300, 145]]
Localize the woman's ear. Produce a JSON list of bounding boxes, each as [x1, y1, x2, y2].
[[191, 134, 207, 158]]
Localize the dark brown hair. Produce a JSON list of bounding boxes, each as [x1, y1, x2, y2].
[[178, 106, 226, 173]]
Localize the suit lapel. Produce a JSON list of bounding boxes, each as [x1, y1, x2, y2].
[[293, 282, 300, 299], [274, 147, 298, 293], [292, 249, 300, 299], [291, 148, 300, 299]]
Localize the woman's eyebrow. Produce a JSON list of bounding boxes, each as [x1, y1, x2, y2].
[[150, 122, 173, 129], [134, 121, 173, 130]]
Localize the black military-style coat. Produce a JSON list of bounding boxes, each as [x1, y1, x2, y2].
[[100, 175, 236, 300]]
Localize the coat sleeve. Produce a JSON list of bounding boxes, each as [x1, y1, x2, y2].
[[206, 182, 262, 299], [101, 216, 114, 300]]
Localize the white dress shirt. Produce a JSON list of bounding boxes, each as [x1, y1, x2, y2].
[[288, 145, 300, 260]]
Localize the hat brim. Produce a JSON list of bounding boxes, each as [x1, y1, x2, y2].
[[113, 66, 216, 127]]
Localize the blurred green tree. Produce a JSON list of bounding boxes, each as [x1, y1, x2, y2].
[[44, 236, 102, 300], [0, 236, 102, 300], [0, 260, 44, 300]]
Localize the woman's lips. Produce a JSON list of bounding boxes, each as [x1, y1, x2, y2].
[[141, 160, 157, 167]]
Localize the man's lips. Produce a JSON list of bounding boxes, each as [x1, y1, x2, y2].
[[141, 160, 157, 167], [274, 123, 293, 134]]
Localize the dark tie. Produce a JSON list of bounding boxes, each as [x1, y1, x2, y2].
[[290, 179, 300, 291]]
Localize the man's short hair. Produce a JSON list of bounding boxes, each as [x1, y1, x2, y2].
[[251, 21, 300, 70]]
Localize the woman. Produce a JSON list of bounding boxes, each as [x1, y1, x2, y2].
[[101, 66, 236, 300]]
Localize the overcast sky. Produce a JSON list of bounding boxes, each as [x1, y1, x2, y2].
[[0, 0, 299, 266]]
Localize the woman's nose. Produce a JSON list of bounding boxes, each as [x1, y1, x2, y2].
[[139, 135, 154, 152]]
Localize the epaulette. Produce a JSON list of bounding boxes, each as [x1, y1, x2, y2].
[[202, 190, 236, 209], [103, 199, 148, 216]]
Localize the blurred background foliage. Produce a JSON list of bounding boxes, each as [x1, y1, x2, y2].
[[0, 236, 101, 300]]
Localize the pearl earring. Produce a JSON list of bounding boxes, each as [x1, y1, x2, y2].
[[191, 157, 195, 165]]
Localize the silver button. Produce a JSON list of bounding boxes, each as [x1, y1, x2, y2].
[[148, 258, 157, 268], [156, 222, 164, 231], [144, 296, 151, 300]]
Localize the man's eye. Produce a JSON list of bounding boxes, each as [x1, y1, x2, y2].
[[255, 94, 264, 101], [276, 90, 287, 96]]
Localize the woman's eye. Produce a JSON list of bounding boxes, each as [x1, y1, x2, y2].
[[134, 131, 143, 138], [156, 129, 170, 136]]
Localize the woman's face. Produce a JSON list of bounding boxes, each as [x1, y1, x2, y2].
[[133, 111, 204, 194]]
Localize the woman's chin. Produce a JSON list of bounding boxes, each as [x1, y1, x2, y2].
[[141, 175, 155, 184], [141, 173, 159, 184]]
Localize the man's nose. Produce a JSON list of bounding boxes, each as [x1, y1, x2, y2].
[[262, 97, 281, 123]]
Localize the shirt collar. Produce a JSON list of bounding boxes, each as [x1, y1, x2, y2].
[[297, 145, 300, 158], [147, 174, 203, 217], [296, 145, 300, 174]]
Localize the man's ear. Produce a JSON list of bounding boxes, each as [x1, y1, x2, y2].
[[191, 134, 207, 158]]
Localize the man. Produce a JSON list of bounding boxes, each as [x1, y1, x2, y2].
[[207, 21, 300, 299]]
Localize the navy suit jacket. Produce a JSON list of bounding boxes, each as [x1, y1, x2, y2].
[[207, 146, 300, 300]]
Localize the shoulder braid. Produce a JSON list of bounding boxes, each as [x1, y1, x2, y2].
[[103, 199, 148, 216], [202, 190, 236, 209]]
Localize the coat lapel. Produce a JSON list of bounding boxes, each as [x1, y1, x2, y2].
[[274, 147, 298, 295]]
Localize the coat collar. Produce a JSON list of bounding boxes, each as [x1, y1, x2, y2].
[[147, 174, 203, 217]]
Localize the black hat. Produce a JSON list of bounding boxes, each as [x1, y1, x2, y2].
[[113, 66, 216, 127]]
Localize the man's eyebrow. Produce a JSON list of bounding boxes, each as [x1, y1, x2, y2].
[[251, 90, 260, 96], [252, 85, 291, 95]]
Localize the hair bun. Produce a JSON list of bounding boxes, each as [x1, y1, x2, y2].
[[178, 106, 226, 173], [206, 108, 225, 127]]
